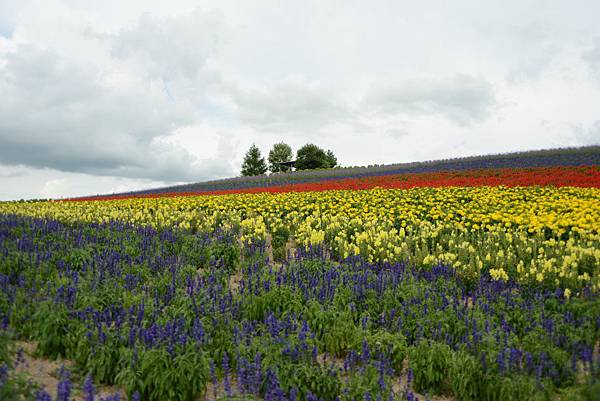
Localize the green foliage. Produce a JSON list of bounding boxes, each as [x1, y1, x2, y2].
[[268, 142, 293, 173], [409, 340, 452, 394], [479, 375, 552, 401], [449, 351, 484, 401], [117, 346, 209, 401], [578, 381, 600, 401], [0, 331, 40, 401], [85, 340, 124, 385], [362, 330, 407, 373], [343, 363, 391, 401], [63, 245, 94, 270], [322, 309, 361, 356], [32, 302, 70, 359], [271, 225, 290, 262], [241, 144, 268, 176], [208, 242, 240, 273], [295, 144, 337, 170], [278, 362, 341, 401], [325, 149, 337, 168], [1, 215, 599, 401], [242, 287, 303, 322]]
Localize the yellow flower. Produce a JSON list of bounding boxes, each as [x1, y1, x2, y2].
[[489, 268, 509, 282], [1, 185, 598, 291]]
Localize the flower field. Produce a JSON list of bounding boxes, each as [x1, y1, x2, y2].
[[1, 160, 600, 400], [68, 166, 600, 200], [71, 146, 600, 200]]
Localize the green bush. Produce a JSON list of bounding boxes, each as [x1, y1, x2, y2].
[[409, 340, 452, 394]]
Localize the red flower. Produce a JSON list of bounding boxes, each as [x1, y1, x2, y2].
[[63, 166, 600, 201]]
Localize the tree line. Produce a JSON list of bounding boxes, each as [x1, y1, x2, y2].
[[241, 143, 337, 176]]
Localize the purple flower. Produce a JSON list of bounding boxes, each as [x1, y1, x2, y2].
[[56, 377, 72, 401], [83, 374, 95, 401], [525, 352, 533, 372], [497, 349, 506, 375], [209, 359, 218, 400], [290, 387, 298, 401], [35, 389, 52, 401], [222, 353, 232, 397], [361, 339, 370, 363], [253, 352, 262, 395], [0, 363, 8, 386], [407, 368, 414, 387]]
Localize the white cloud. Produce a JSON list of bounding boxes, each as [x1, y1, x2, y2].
[[0, 7, 234, 182], [363, 75, 496, 126], [582, 38, 600, 81], [0, 164, 174, 200], [573, 121, 600, 146], [40, 178, 69, 198], [110, 8, 224, 89], [1, 0, 600, 199]]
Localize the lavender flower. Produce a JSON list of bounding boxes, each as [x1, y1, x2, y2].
[[362, 339, 370, 363], [56, 377, 72, 401], [34, 389, 52, 401], [0, 363, 7, 386], [209, 359, 218, 400], [83, 374, 95, 401], [222, 353, 232, 397]]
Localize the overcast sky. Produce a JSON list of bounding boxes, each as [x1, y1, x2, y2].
[[1, 0, 599, 200]]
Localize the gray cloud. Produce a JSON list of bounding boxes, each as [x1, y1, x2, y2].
[[0, 9, 234, 183], [227, 76, 351, 132], [0, 167, 27, 178], [364, 75, 495, 126], [111, 8, 223, 84]]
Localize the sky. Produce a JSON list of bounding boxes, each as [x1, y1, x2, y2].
[[0, 0, 599, 200]]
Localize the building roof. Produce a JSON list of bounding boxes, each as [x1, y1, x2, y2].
[[274, 160, 296, 167]]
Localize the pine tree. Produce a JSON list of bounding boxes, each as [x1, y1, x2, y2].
[[268, 142, 293, 173], [241, 144, 268, 176], [325, 149, 338, 168]]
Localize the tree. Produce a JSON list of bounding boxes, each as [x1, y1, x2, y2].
[[268, 142, 293, 173], [241, 144, 267, 176], [295, 144, 332, 170], [325, 149, 337, 168]]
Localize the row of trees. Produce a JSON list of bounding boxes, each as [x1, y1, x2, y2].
[[241, 143, 337, 176]]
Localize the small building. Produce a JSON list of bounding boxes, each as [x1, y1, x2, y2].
[[274, 160, 296, 170]]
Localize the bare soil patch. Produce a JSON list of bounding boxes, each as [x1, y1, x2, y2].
[[13, 341, 124, 400]]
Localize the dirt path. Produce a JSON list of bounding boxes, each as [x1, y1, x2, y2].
[[13, 341, 124, 400]]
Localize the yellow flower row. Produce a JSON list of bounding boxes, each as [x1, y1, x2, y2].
[[1, 186, 599, 290]]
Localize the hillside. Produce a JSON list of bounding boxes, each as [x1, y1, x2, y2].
[[74, 146, 600, 200]]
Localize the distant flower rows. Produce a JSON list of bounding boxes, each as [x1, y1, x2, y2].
[[70, 146, 600, 200], [63, 166, 600, 201]]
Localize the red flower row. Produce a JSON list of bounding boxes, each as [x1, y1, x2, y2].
[[67, 166, 600, 201]]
